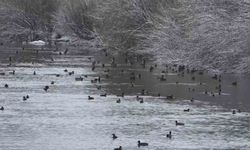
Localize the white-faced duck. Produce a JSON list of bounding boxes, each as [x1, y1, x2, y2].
[[33, 71, 36, 75], [75, 77, 83, 81], [51, 81, 55, 85], [64, 69, 68, 72], [56, 74, 60, 77], [114, 146, 122, 150], [138, 141, 148, 147], [112, 134, 118, 140], [100, 93, 107, 97], [0, 106, 4, 111], [184, 109, 190, 112], [88, 96, 94, 100], [166, 131, 172, 139], [175, 121, 185, 126], [139, 99, 144, 103], [4, 84, 9, 88], [116, 99, 121, 103]]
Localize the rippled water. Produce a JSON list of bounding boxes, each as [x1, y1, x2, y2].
[[0, 47, 250, 149]]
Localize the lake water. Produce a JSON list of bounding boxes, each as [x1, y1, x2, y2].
[[0, 46, 250, 149]]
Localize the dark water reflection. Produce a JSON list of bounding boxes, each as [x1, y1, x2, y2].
[[0, 46, 250, 149]]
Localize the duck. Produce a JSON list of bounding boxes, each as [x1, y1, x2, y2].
[[51, 81, 55, 85], [64, 48, 69, 55], [184, 109, 190, 112], [9, 70, 15, 75], [139, 99, 144, 103], [112, 134, 118, 140], [138, 141, 148, 147], [0, 106, 4, 111], [175, 120, 185, 126], [166, 131, 172, 139], [166, 95, 174, 100], [232, 81, 237, 86], [116, 99, 121, 103], [114, 146, 122, 150], [191, 76, 195, 80], [23, 96, 27, 101], [88, 96, 94, 100], [75, 77, 83, 81], [138, 74, 141, 79], [149, 66, 154, 72], [232, 110, 236, 114], [44, 86, 49, 92], [100, 93, 107, 97], [33, 71, 36, 75], [4, 84, 9, 88]]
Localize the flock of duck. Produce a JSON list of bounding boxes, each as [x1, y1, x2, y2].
[[0, 46, 241, 150]]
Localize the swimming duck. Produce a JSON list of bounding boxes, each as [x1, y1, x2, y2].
[[166, 95, 174, 100], [116, 99, 121, 103], [232, 81, 237, 86], [44, 86, 49, 92], [184, 109, 190, 112], [166, 131, 172, 139], [100, 93, 107, 97], [75, 77, 83, 81], [112, 134, 118, 140], [4, 84, 9, 88], [175, 121, 185, 126], [88, 96, 94, 100], [0, 106, 4, 111], [138, 141, 148, 147]]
